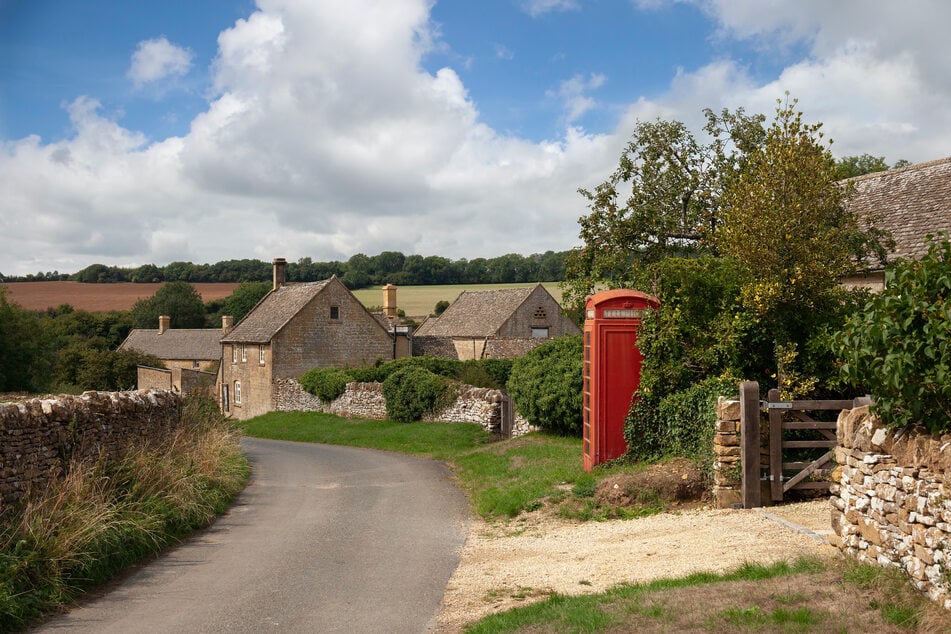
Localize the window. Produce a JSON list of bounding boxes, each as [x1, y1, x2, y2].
[[234, 381, 242, 405], [259, 346, 266, 365], [330, 306, 339, 320], [232, 346, 237, 363], [193, 360, 200, 369], [241, 345, 247, 362], [531, 327, 549, 338]]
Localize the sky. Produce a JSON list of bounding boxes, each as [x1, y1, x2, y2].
[[2, 0, 951, 277]]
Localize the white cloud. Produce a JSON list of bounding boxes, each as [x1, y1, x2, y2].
[[128, 37, 193, 88], [548, 73, 607, 124], [518, 0, 581, 17], [3, 0, 951, 277]]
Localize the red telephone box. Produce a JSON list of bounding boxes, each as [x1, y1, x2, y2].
[[583, 289, 659, 471]]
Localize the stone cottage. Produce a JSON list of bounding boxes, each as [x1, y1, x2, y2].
[[218, 259, 395, 419], [413, 284, 580, 360], [842, 156, 951, 290], [119, 315, 227, 394]]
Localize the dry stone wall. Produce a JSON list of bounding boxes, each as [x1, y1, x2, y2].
[[273, 378, 535, 437], [0, 390, 182, 507], [831, 405, 951, 608]]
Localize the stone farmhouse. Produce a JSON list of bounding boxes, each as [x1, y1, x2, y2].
[[843, 156, 951, 291], [119, 315, 225, 394], [413, 284, 580, 360], [218, 259, 395, 420]]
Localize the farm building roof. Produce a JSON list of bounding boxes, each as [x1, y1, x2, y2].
[[220, 279, 331, 344], [847, 156, 951, 267], [119, 328, 222, 361], [414, 285, 539, 338]]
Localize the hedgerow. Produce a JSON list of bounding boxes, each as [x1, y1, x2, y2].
[[506, 336, 583, 435], [382, 366, 452, 423], [836, 234, 951, 432]]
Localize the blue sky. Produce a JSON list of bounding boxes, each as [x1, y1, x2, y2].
[[1, 0, 950, 276]]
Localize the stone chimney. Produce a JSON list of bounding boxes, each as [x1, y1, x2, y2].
[[158, 315, 170, 334], [272, 257, 287, 291], [222, 315, 234, 335], [383, 284, 398, 318]]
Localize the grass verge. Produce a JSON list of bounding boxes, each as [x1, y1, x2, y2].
[[463, 556, 951, 633], [239, 411, 668, 520], [0, 395, 249, 631]]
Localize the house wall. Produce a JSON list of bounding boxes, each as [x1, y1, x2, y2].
[[162, 359, 219, 372], [222, 343, 273, 420], [270, 279, 394, 378], [496, 286, 581, 339]]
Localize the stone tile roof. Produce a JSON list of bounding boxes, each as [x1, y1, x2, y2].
[[119, 329, 222, 361], [847, 157, 951, 267], [413, 286, 538, 338], [221, 280, 331, 344]]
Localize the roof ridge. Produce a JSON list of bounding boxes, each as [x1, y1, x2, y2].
[[845, 156, 951, 184]]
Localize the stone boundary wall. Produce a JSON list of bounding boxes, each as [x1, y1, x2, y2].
[[0, 390, 182, 507], [273, 378, 536, 437], [831, 405, 951, 608]]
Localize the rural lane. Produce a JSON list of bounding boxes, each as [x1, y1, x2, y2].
[[35, 437, 469, 633]]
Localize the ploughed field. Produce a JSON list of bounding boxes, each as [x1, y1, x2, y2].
[[4, 281, 565, 317], [3, 281, 241, 312]]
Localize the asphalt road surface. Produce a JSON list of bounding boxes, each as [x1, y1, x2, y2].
[[35, 437, 469, 633]]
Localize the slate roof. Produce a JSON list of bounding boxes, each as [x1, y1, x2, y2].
[[220, 280, 331, 344], [413, 286, 538, 338], [119, 329, 222, 361], [847, 157, 951, 267]]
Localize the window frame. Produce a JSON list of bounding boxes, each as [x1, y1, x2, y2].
[[234, 381, 242, 405]]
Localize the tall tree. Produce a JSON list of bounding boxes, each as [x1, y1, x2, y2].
[[562, 108, 765, 312], [717, 97, 893, 333], [131, 281, 207, 329]]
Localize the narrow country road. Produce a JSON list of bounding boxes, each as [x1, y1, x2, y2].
[[35, 437, 469, 633]]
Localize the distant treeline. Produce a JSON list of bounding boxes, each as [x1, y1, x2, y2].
[[2, 250, 570, 289]]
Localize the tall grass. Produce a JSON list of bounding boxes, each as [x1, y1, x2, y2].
[[0, 395, 249, 631]]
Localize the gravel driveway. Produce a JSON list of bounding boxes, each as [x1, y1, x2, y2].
[[435, 499, 833, 632]]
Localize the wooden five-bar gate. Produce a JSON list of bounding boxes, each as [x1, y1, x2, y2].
[[739, 381, 865, 509]]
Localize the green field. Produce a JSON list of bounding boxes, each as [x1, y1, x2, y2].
[[351, 282, 564, 318]]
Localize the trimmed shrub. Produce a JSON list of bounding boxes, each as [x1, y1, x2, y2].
[[299, 368, 352, 403], [382, 366, 451, 423], [836, 234, 951, 431], [506, 336, 583, 435]]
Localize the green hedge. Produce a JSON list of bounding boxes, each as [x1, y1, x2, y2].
[[298, 368, 352, 403], [625, 375, 738, 463], [382, 366, 452, 423], [506, 336, 583, 435], [836, 234, 951, 432]]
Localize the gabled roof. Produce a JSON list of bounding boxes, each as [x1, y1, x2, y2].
[[847, 157, 951, 266], [119, 329, 222, 361], [221, 280, 331, 344], [413, 286, 539, 338]]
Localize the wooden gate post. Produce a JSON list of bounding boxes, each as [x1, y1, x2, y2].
[[768, 388, 783, 502], [740, 381, 761, 508]]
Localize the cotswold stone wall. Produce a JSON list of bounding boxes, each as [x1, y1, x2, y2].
[[273, 378, 536, 437], [831, 405, 951, 608], [0, 390, 182, 507]]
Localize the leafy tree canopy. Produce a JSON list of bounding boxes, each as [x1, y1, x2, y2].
[[562, 107, 766, 312], [131, 281, 206, 329]]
